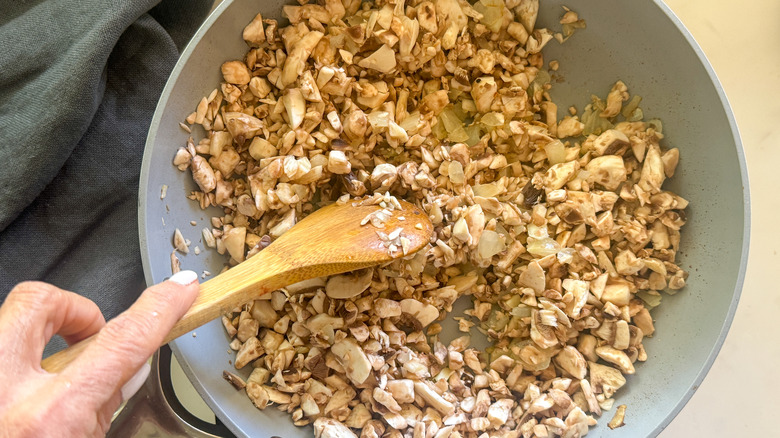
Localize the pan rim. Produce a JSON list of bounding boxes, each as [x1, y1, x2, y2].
[[138, 1, 249, 436], [641, 1, 750, 436], [137, 0, 751, 436]]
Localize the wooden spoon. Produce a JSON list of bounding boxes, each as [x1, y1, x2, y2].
[[41, 198, 433, 373]]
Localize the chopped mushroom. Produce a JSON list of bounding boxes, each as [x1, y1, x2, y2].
[[586, 155, 627, 190], [414, 381, 455, 416], [386, 379, 415, 404], [400, 299, 439, 327], [190, 156, 216, 193], [177, 1, 689, 435], [281, 31, 324, 86], [223, 370, 247, 390], [242, 13, 265, 46], [579, 379, 601, 416], [172, 228, 189, 254], [235, 337, 264, 369], [221, 61, 251, 85], [589, 362, 627, 398], [554, 346, 587, 379], [313, 418, 358, 438], [331, 338, 371, 384], [639, 144, 666, 193], [222, 226, 246, 262], [223, 112, 263, 141], [471, 77, 497, 113], [327, 150, 352, 174], [662, 148, 680, 177], [608, 404, 627, 429], [600, 81, 628, 117], [283, 88, 306, 129], [325, 268, 372, 299], [358, 44, 396, 73], [544, 161, 580, 191], [592, 129, 629, 156], [557, 116, 584, 138], [518, 261, 545, 293], [595, 346, 636, 374]]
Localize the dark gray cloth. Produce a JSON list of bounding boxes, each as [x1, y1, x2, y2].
[[0, 0, 212, 354]]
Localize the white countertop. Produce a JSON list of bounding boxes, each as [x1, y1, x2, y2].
[[170, 1, 778, 436]]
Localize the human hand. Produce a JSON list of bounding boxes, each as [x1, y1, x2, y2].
[[0, 270, 200, 438]]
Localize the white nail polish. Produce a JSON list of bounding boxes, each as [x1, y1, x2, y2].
[[121, 362, 151, 402], [168, 270, 198, 286]]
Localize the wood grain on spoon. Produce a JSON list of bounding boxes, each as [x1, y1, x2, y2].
[[41, 198, 433, 373]]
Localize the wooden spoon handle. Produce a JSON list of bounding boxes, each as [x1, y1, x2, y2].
[[40, 336, 92, 373], [40, 251, 376, 373], [164, 248, 383, 344]]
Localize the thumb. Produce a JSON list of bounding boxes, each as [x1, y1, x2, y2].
[[59, 270, 199, 409]]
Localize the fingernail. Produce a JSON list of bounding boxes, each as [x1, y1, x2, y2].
[[169, 270, 198, 286], [121, 362, 151, 402]]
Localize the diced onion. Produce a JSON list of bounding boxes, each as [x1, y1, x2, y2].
[[478, 230, 506, 259], [475, 0, 505, 33], [562, 19, 586, 39], [367, 111, 390, 128], [637, 290, 662, 308], [433, 117, 447, 140], [527, 237, 560, 257], [626, 108, 643, 122], [465, 125, 482, 147], [473, 181, 504, 197], [434, 367, 454, 382], [449, 161, 465, 184], [398, 111, 421, 133], [448, 88, 464, 102], [510, 304, 532, 318], [621, 95, 642, 119], [557, 247, 575, 264], [545, 139, 566, 164], [439, 107, 462, 132], [452, 100, 467, 118], [647, 118, 663, 133], [526, 223, 549, 239], [481, 112, 505, 128], [581, 105, 614, 136], [448, 126, 469, 142], [485, 308, 510, 331], [532, 69, 551, 88], [461, 99, 477, 114]]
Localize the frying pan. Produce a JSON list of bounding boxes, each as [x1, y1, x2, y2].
[[139, 0, 750, 436]]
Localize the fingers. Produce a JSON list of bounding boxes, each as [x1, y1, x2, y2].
[[60, 270, 199, 409], [53, 293, 106, 346], [0, 275, 198, 437], [0, 281, 105, 368]]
